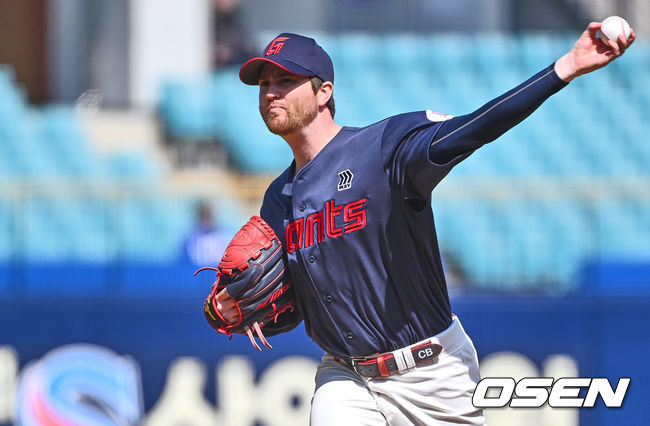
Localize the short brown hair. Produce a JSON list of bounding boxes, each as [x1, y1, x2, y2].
[[310, 76, 335, 118]]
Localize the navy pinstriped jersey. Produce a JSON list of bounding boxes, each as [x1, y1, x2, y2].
[[260, 64, 568, 358]]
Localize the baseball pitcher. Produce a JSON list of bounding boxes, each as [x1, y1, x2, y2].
[[205, 21, 634, 425]]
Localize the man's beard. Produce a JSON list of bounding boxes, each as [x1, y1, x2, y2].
[[260, 101, 318, 136]]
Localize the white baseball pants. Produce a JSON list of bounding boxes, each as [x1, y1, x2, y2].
[[310, 316, 486, 425]]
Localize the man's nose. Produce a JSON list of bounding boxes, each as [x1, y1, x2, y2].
[[264, 83, 282, 99]]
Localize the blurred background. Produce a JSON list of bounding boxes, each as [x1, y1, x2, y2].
[[0, 0, 648, 425]]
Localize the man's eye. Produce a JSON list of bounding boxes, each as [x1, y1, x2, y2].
[[259, 80, 270, 87]]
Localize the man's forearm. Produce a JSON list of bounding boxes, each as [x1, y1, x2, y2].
[[429, 64, 568, 164]]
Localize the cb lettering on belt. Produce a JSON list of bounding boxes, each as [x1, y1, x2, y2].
[[418, 348, 434, 359]]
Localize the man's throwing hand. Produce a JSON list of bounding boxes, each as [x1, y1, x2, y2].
[[554, 20, 635, 82]]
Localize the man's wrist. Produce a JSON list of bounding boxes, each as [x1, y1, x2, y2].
[[554, 53, 578, 82]]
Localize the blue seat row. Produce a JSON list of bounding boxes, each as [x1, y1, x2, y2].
[[0, 196, 243, 263], [0, 68, 159, 179], [433, 196, 650, 289]]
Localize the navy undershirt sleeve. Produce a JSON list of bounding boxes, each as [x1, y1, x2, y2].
[[429, 63, 569, 164]]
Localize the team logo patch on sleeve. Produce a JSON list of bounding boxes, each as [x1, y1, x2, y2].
[[425, 110, 454, 122], [337, 169, 354, 191]]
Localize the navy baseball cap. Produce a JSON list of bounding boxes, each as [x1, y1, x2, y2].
[[239, 33, 334, 85]]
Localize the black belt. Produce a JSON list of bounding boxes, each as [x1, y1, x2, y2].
[[344, 341, 443, 378]]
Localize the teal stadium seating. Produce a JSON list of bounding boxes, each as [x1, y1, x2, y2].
[[0, 65, 242, 265], [2, 31, 649, 290]]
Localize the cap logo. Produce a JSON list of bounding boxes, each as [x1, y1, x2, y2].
[[266, 37, 289, 56]]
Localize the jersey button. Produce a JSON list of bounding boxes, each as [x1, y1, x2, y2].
[[325, 295, 333, 303], [299, 203, 306, 212], [346, 332, 354, 340], [308, 255, 316, 263]]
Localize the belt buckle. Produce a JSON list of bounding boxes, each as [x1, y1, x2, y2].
[[351, 353, 393, 378]]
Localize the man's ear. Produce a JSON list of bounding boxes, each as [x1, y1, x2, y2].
[[317, 81, 333, 108]]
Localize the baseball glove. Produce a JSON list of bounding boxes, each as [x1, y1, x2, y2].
[[196, 215, 295, 350]]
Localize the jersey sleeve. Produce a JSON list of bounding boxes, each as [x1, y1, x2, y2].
[[429, 63, 568, 164], [380, 111, 462, 203], [382, 63, 569, 201]]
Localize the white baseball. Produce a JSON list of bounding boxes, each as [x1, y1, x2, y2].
[[600, 16, 631, 43]]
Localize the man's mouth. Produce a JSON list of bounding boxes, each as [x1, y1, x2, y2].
[[266, 104, 284, 113]]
